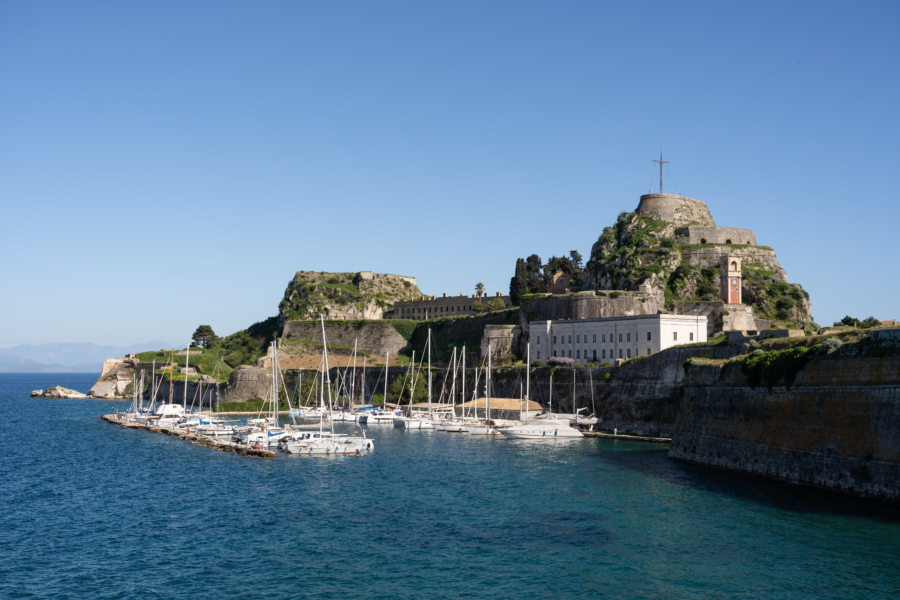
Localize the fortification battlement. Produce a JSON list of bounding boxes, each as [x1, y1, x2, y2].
[[636, 193, 715, 228], [675, 226, 756, 246]]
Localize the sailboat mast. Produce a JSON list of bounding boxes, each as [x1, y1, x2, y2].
[[384, 352, 388, 408], [168, 350, 174, 405], [461, 346, 466, 419], [183, 346, 190, 412], [525, 342, 530, 421], [320, 316, 335, 434], [427, 329, 432, 417], [486, 343, 491, 423]]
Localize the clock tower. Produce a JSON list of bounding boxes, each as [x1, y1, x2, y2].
[[721, 255, 742, 304]]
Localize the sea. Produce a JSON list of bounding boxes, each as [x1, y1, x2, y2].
[[1, 373, 898, 599]]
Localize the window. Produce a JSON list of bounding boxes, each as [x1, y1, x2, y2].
[[553, 350, 557, 357], [537, 351, 541, 360], [619, 333, 623, 343], [690, 332, 694, 341], [647, 348, 651, 355], [568, 335, 572, 344], [536, 336, 540, 346], [553, 336, 557, 344], [568, 350, 572, 358], [673, 332, 678, 341], [627, 348, 631, 358], [576, 350, 580, 359], [593, 334, 597, 343], [593, 350, 597, 361], [576, 335, 580, 343], [602, 349, 606, 359], [602, 333, 606, 343], [618, 349, 623, 358], [647, 331, 652, 341], [626, 332, 631, 342]]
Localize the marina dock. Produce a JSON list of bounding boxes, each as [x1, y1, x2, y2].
[[101, 414, 276, 458]]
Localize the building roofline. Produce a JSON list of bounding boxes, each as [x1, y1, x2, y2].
[[528, 313, 707, 326]]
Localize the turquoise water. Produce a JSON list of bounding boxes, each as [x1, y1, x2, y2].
[[1, 373, 898, 599]]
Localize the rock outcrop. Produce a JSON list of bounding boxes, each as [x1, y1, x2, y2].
[[582, 193, 812, 326], [278, 271, 422, 321], [31, 386, 88, 399], [89, 358, 137, 398]]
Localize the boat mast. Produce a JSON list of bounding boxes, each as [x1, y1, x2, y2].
[[384, 352, 389, 409], [525, 342, 530, 422], [320, 315, 335, 434], [408, 350, 415, 413], [168, 350, 174, 405], [461, 346, 466, 420], [183, 345, 190, 412], [427, 329, 432, 418], [486, 343, 491, 423]]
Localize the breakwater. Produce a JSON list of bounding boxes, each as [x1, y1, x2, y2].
[[101, 414, 275, 458]]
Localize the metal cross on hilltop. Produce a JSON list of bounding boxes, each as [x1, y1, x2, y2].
[[652, 152, 670, 193]]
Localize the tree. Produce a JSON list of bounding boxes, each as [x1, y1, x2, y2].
[[191, 325, 219, 349], [475, 282, 485, 297], [569, 250, 584, 287], [524, 254, 546, 293], [509, 258, 527, 305]]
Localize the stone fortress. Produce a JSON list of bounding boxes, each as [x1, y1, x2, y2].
[[359, 190, 810, 364], [636, 192, 757, 245]]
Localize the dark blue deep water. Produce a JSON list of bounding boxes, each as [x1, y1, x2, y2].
[[1, 373, 898, 599]]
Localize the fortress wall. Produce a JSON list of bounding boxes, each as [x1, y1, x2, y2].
[[679, 246, 787, 279], [283, 320, 409, 357], [675, 226, 757, 246], [669, 355, 900, 504], [521, 290, 664, 323], [636, 193, 715, 227]]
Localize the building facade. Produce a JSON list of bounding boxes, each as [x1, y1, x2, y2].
[[388, 292, 512, 320], [529, 314, 708, 364]]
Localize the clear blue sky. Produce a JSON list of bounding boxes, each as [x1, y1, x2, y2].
[[1, 0, 897, 346]]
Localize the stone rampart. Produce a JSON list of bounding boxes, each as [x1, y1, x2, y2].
[[282, 320, 409, 357], [636, 193, 715, 227], [521, 289, 664, 323], [679, 245, 787, 280], [675, 226, 757, 246], [669, 354, 900, 503]]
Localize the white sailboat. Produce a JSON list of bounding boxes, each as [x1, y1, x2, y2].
[[281, 316, 373, 455], [467, 343, 501, 435], [501, 348, 583, 440]]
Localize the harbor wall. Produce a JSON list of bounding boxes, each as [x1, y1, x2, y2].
[[669, 355, 900, 504]]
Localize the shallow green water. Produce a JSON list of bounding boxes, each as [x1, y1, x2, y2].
[[1, 373, 898, 599]]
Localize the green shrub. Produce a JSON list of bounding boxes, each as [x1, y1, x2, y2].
[[742, 345, 818, 389]]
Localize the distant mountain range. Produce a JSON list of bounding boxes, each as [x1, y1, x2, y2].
[[0, 341, 173, 373]]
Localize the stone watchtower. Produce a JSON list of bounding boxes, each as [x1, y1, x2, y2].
[[721, 256, 742, 304]]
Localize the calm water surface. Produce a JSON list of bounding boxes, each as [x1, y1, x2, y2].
[[1, 373, 898, 599]]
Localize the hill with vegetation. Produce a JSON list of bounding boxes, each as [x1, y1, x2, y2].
[[278, 271, 422, 321]]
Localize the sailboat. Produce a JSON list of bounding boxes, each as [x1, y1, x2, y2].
[[501, 347, 583, 439], [360, 352, 398, 425], [466, 343, 501, 435], [280, 316, 373, 455]]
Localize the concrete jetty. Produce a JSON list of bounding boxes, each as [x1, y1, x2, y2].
[[101, 414, 275, 458]]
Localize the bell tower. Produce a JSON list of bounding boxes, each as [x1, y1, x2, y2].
[[721, 256, 742, 304]]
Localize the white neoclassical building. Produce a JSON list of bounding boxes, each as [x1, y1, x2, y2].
[[529, 314, 708, 364]]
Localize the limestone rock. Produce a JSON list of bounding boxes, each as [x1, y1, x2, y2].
[[31, 385, 88, 398], [278, 271, 422, 321], [89, 358, 137, 398]]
